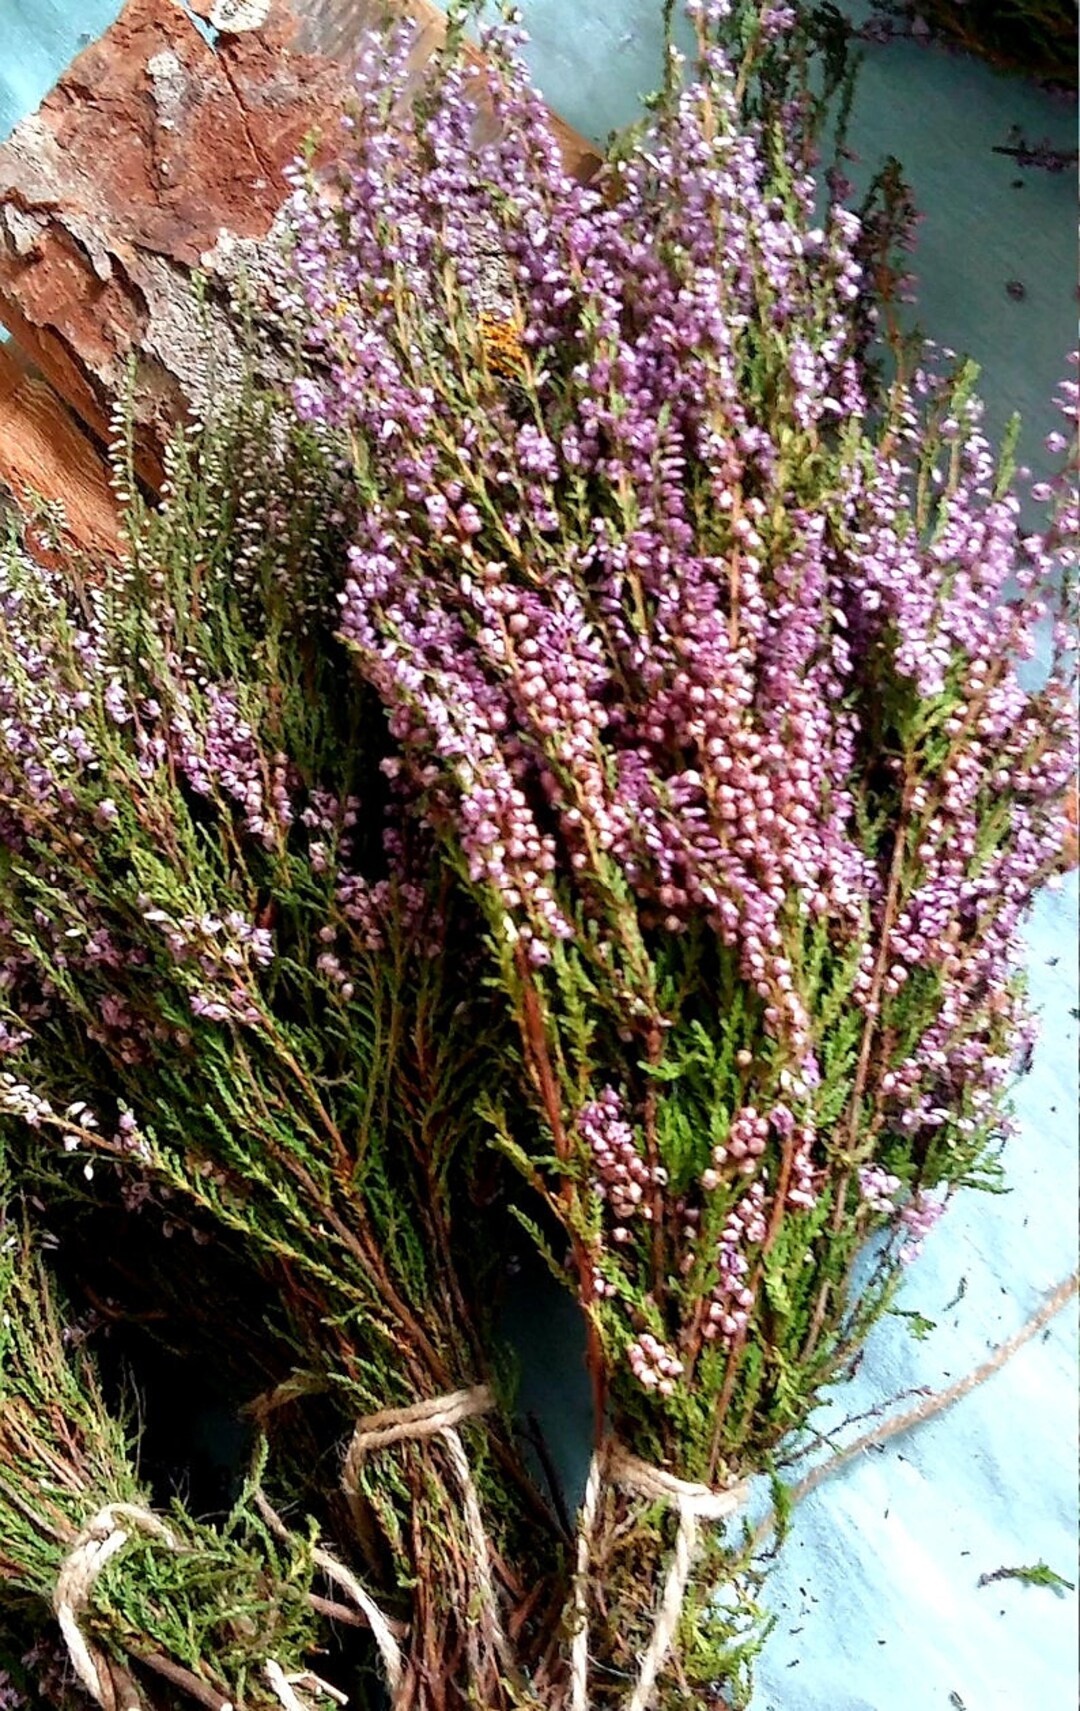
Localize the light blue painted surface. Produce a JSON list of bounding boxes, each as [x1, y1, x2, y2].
[[0, 2, 124, 142], [0, 5, 1075, 1707], [752, 877, 1079, 1711]]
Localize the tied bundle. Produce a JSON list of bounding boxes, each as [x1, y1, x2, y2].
[[0, 1158, 332, 1711], [0, 400, 560, 1709], [284, 1, 1078, 1703], [0, 2, 1073, 1706]]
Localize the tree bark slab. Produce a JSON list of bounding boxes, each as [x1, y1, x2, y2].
[[0, 0, 599, 494]]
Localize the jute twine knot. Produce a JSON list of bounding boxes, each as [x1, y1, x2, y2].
[[53, 1503, 179, 1711], [54, 1501, 337, 1711], [342, 1385, 493, 1466], [566, 1275, 1078, 1711], [569, 1442, 750, 1711], [341, 1383, 509, 1691]]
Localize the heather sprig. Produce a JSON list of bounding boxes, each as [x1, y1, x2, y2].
[[285, 4, 1077, 1701]]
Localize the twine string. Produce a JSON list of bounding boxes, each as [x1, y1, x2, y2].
[[254, 1489, 406, 1695], [614, 1447, 750, 1711], [569, 1445, 750, 1711], [568, 1449, 604, 1711], [55, 1282, 1072, 1711], [54, 1500, 347, 1711], [752, 1271, 1080, 1553], [342, 1385, 494, 1465], [342, 1383, 510, 1677], [263, 1659, 349, 1709], [264, 1659, 309, 1711], [53, 1503, 180, 1711], [571, 1274, 1077, 1711]]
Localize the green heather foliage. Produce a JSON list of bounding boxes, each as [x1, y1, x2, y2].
[[0, 1154, 324, 1711], [282, 3, 1077, 1700]]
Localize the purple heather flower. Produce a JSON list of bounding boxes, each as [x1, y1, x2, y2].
[[899, 1189, 946, 1264], [858, 1163, 902, 1214], [581, 1088, 666, 1223], [627, 1331, 684, 1396]]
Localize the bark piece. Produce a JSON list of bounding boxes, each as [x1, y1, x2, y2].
[[0, 0, 600, 490], [0, 342, 123, 562], [0, 0, 348, 484]]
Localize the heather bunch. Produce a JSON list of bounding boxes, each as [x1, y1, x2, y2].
[[286, 6, 1077, 1701], [0, 402, 558, 1709]]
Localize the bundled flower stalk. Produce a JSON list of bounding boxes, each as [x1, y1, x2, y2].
[[0, 1162, 332, 1711], [0, 402, 562, 1709], [284, 2, 1078, 1703]]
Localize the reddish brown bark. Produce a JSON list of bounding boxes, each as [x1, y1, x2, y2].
[[0, 342, 123, 561]]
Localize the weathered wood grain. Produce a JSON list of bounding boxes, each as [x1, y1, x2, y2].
[[0, 340, 123, 560]]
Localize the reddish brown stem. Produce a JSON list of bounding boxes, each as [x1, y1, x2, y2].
[[307, 1591, 370, 1627], [642, 1020, 667, 1295], [800, 773, 917, 1368], [844, 772, 916, 1156], [135, 1652, 232, 1710]]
